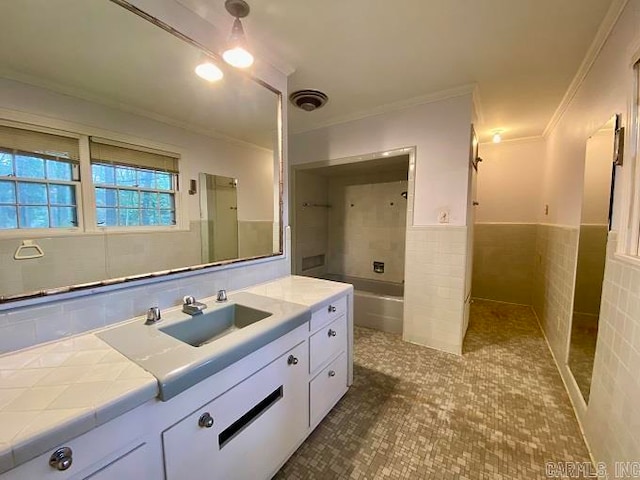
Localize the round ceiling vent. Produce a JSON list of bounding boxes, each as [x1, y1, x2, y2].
[[289, 89, 328, 112]]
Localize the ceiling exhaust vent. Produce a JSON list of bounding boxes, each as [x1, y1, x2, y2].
[[289, 89, 328, 112]]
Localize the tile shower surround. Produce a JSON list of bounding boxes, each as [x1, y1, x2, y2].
[[328, 180, 408, 283]]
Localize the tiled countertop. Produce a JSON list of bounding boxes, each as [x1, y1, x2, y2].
[[0, 334, 157, 473], [244, 275, 353, 309]]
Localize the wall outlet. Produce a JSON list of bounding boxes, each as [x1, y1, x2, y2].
[[438, 211, 449, 224]]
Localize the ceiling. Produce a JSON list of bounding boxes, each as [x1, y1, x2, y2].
[[0, 0, 278, 149], [177, 0, 616, 142]]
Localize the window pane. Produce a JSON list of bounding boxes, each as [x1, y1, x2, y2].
[[141, 209, 158, 226], [118, 190, 139, 208], [0, 206, 17, 229], [50, 207, 77, 227], [140, 191, 158, 209], [19, 206, 49, 228], [0, 181, 16, 204], [0, 152, 12, 176], [48, 184, 75, 205], [96, 207, 118, 226], [156, 172, 172, 190], [15, 155, 45, 178], [118, 208, 140, 226], [95, 187, 118, 207], [46, 160, 72, 181], [92, 164, 115, 185], [115, 166, 136, 187], [159, 210, 175, 225], [158, 193, 174, 210], [17, 182, 48, 204], [138, 169, 155, 189]]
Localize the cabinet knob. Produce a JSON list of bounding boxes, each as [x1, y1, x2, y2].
[[287, 355, 299, 366], [328, 305, 336, 313], [198, 412, 214, 428], [328, 370, 336, 377], [49, 447, 73, 471], [328, 329, 337, 337]]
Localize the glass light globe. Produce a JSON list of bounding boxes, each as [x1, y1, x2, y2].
[[195, 62, 223, 82], [222, 47, 254, 69]]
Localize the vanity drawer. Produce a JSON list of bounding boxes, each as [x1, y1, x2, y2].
[[163, 341, 308, 480], [310, 295, 347, 332], [309, 352, 348, 428], [309, 315, 347, 374]]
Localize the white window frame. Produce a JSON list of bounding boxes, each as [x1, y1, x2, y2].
[[0, 116, 186, 238]]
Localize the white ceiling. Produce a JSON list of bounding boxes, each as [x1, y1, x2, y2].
[[177, 0, 616, 142], [0, 0, 278, 149]]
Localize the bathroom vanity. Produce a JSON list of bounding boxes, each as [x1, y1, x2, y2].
[[0, 276, 353, 480]]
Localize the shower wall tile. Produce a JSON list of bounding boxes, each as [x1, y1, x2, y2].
[[472, 223, 537, 305], [328, 177, 407, 283], [294, 171, 329, 276], [403, 226, 467, 355]]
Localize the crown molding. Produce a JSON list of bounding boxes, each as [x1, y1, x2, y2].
[[471, 84, 485, 125], [542, 0, 629, 137], [478, 135, 545, 147], [290, 83, 476, 136]]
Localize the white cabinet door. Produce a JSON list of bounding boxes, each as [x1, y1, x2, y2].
[[83, 442, 157, 480], [163, 341, 308, 480], [309, 315, 347, 374], [309, 352, 348, 429]]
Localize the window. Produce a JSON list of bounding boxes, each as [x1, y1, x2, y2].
[[89, 139, 179, 227], [0, 126, 80, 230]]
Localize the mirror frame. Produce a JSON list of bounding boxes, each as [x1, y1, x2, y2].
[[0, 0, 284, 306]]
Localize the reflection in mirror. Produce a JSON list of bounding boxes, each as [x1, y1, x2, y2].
[[0, 0, 282, 302], [568, 114, 617, 403]]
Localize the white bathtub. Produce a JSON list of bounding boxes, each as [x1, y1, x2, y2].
[[320, 274, 404, 334]]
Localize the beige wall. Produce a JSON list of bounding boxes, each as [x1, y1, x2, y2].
[[472, 224, 537, 305], [238, 221, 275, 259], [328, 173, 407, 283]]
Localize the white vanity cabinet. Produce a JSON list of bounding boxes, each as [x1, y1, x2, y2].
[[162, 341, 308, 480], [0, 403, 163, 480], [307, 295, 349, 429]]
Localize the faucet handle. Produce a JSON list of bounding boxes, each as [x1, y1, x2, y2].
[[145, 307, 161, 325], [183, 295, 195, 305], [216, 289, 227, 302]]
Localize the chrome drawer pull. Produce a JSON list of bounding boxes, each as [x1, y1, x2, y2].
[[287, 355, 299, 365], [328, 305, 337, 313], [328, 329, 337, 337], [328, 370, 336, 377], [198, 412, 214, 428], [49, 447, 73, 471]]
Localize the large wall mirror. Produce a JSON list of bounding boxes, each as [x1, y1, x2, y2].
[[0, 0, 282, 303], [568, 114, 617, 403]]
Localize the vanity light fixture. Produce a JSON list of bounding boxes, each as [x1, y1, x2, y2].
[[222, 0, 254, 69], [492, 131, 502, 143], [195, 60, 223, 82]]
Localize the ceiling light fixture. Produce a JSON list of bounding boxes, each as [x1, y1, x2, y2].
[[222, 0, 254, 69], [195, 60, 224, 82], [492, 131, 502, 143]]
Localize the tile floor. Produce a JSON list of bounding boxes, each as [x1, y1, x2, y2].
[[275, 300, 591, 479]]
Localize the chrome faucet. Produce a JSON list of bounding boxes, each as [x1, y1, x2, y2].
[[216, 289, 228, 302], [145, 307, 161, 325], [182, 295, 207, 315]]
